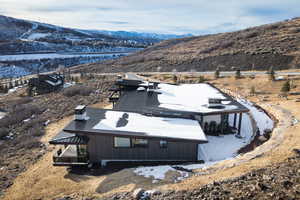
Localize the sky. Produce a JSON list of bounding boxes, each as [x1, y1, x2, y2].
[[0, 0, 299, 35]]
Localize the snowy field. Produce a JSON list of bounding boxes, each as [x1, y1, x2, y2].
[[0, 52, 129, 62], [134, 99, 274, 182]]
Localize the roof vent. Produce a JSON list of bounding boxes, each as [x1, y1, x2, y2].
[[208, 98, 225, 109], [75, 105, 88, 121]]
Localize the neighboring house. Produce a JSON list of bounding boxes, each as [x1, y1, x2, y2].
[[50, 78, 249, 167], [28, 73, 64, 96]]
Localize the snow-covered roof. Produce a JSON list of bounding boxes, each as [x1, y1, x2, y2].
[[154, 83, 238, 113], [93, 110, 207, 142], [75, 105, 86, 110], [45, 80, 62, 86]]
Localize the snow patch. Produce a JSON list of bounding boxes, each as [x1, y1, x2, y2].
[[237, 98, 274, 133], [134, 165, 188, 182], [27, 33, 50, 40]]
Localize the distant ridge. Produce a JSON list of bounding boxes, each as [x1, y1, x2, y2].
[[80, 17, 300, 73]]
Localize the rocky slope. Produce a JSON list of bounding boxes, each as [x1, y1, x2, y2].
[[81, 17, 300, 73], [104, 152, 300, 200]]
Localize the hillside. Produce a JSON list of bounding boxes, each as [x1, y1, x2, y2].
[[0, 15, 153, 54], [80, 17, 300, 73]]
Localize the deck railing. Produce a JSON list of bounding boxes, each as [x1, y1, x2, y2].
[[53, 147, 89, 165]]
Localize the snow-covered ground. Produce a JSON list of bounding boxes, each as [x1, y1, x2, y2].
[[134, 99, 274, 182], [0, 52, 129, 61], [27, 33, 50, 40], [134, 165, 188, 181], [237, 98, 274, 133], [0, 65, 31, 78], [198, 113, 253, 162]]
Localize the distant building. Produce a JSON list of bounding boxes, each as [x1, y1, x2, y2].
[[49, 77, 249, 167], [28, 73, 64, 96]]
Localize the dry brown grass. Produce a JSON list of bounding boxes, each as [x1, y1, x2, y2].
[[2, 73, 300, 199]]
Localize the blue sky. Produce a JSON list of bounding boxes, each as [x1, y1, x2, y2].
[[0, 0, 299, 35]]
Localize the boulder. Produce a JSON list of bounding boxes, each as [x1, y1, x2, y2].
[[132, 188, 145, 200]]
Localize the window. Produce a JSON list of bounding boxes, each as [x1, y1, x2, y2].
[[114, 137, 131, 147], [132, 138, 148, 148], [160, 140, 168, 148], [78, 145, 88, 156]]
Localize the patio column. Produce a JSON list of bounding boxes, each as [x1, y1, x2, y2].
[[220, 114, 224, 134], [233, 113, 237, 128], [237, 113, 243, 135]]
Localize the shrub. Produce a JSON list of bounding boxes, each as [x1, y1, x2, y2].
[[19, 138, 42, 149], [173, 75, 178, 83], [27, 124, 45, 137], [0, 128, 9, 139], [281, 81, 290, 93], [268, 66, 275, 81], [214, 68, 220, 79], [0, 104, 42, 127], [198, 76, 205, 83], [10, 97, 32, 106], [235, 69, 241, 79], [63, 85, 94, 97], [250, 86, 256, 95]]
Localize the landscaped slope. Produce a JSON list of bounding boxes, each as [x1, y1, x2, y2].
[[81, 17, 300, 73]]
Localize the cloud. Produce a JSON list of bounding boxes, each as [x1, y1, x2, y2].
[[28, 5, 114, 13], [1, 0, 300, 35], [104, 21, 129, 25]]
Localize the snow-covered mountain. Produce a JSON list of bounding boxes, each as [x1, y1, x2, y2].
[[86, 30, 193, 40], [0, 15, 192, 77], [0, 15, 191, 55]]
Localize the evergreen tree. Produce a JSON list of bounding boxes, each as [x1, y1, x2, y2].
[[235, 68, 241, 79], [8, 82, 13, 89], [268, 66, 275, 81], [250, 86, 256, 95], [3, 85, 8, 93], [14, 80, 19, 87], [0, 84, 3, 93], [74, 76, 79, 83], [214, 68, 220, 79], [173, 75, 178, 83], [198, 76, 205, 83], [281, 80, 290, 93]]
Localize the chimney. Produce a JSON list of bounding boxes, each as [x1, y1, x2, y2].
[[208, 98, 224, 109], [75, 105, 88, 121]]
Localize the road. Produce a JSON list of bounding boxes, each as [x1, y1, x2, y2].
[[2, 70, 300, 87], [124, 73, 144, 80]]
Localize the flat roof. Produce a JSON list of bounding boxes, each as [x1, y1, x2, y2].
[[63, 107, 207, 143], [114, 83, 249, 115]]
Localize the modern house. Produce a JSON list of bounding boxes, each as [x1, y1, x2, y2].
[[50, 78, 249, 167], [28, 73, 64, 96]]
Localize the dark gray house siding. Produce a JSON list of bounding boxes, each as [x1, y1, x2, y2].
[[86, 134, 198, 162]]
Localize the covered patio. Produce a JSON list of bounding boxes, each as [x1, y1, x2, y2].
[[49, 131, 89, 166]]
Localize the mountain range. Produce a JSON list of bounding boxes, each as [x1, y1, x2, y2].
[[0, 15, 191, 55]]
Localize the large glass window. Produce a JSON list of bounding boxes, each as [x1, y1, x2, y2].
[[114, 137, 131, 147], [132, 138, 148, 148], [160, 140, 168, 148]]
